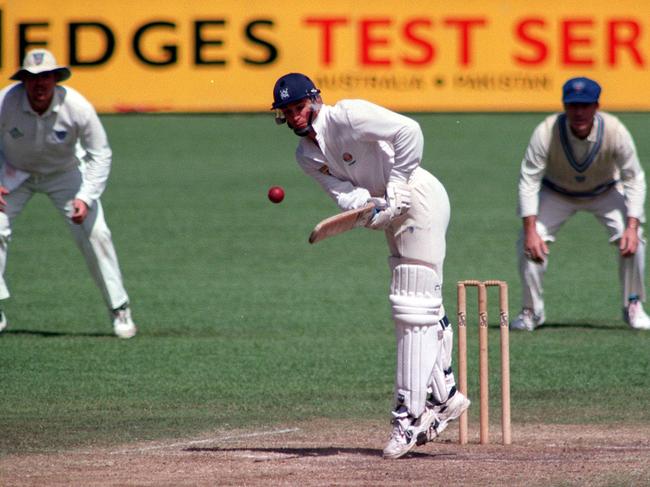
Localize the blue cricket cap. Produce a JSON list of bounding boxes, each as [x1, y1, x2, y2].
[[562, 77, 601, 104]]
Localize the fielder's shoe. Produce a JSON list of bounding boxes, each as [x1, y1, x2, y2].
[[382, 406, 438, 459], [419, 390, 471, 443], [112, 304, 137, 339], [510, 308, 545, 331], [0, 310, 6, 333], [623, 299, 650, 330]]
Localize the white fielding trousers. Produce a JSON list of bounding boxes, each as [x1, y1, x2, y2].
[[518, 186, 646, 312], [0, 167, 129, 310]]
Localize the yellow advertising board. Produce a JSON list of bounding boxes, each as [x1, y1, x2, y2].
[[1, 0, 649, 112]]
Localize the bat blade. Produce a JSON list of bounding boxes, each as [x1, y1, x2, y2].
[[308, 202, 376, 244]]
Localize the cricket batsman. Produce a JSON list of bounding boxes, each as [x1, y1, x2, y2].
[[272, 73, 470, 458]]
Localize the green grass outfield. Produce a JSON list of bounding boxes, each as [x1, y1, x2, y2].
[[1, 113, 649, 455]]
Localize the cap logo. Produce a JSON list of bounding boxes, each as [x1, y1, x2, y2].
[[572, 80, 585, 93], [32, 52, 45, 65], [280, 87, 290, 100]]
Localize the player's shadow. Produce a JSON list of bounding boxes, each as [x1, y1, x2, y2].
[[529, 322, 624, 330], [2, 329, 114, 338], [184, 446, 441, 459]]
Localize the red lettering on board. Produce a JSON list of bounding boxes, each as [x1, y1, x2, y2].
[[561, 18, 594, 66], [401, 19, 435, 66], [513, 18, 548, 65], [607, 19, 644, 66], [304, 17, 348, 66], [359, 18, 392, 66], [443, 18, 488, 66]]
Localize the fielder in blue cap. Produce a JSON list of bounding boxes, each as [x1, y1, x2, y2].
[[562, 77, 601, 105], [512, 76, 650, 331]]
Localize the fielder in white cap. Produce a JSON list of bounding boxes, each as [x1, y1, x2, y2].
[[0, 48, 137, 338], [513, 77, 650, 331]]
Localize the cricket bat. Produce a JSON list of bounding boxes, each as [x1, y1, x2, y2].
[[308, 202, 376, 244]]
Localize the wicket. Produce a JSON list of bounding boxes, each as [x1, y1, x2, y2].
[[456, 280, 511, 445]]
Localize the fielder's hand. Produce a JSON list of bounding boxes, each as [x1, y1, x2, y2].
[[523, 230, 548, 263], [620, 225, 640, 257], [0, 186, 8, 212], [70, 198, 89, 225]]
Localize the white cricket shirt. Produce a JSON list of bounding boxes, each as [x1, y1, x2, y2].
[[0, 83, 112, 204], [295, 99, 423, 210]]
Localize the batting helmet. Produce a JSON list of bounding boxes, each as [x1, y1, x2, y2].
[[271, 73, 320, 109]]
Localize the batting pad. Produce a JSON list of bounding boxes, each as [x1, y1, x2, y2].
[[441, 325, 456, 395], [390, 262, 444, 418], [427, 324, 456, 405]]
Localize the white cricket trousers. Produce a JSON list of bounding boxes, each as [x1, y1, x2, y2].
[[0, 167, 129, 310], [385, 167, 452, 415], [385, 167, 450, 274], [518, 186, 646, 312]]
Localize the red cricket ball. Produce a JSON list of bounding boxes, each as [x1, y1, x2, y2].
[[268, 186, 285, 204]]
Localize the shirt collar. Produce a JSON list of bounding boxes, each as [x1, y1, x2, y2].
[[310, 103, 329, 137], [586, 112, 601, 142]]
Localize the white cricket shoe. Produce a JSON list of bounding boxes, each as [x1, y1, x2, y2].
[[623, 300, 650, 330], [112, 306, 137, 339], [382, 406, 438, 459], [510, 308, 545, 331], [419, 391, 471, 443], [433, 391, 471, 438], [0, 310, 6, 333]]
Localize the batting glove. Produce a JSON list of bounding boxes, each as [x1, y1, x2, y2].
[[366, 198, 396, 230], [359, 197, 386, 229], [367, 182, 412, 230], [367, 208, 393, 229]]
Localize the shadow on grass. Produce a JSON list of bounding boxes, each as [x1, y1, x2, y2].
[[184, 446, 446, 459], [2, 329, 114, 338], [528, 322, 624, 331]]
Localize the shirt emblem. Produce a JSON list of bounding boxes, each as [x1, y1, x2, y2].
[[342, 152, 356, 165], [54, 130, 67, 141], [9, 127, 23, 139]]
